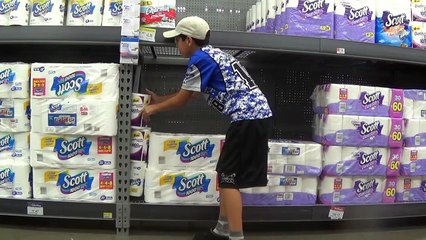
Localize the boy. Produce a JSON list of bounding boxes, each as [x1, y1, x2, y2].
[[142, 16, 273, 240]]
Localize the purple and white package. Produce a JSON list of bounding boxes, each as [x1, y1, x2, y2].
[[400, 147, 426, 176], [404, 119, 426, 147], [395, 176, 426, 202]]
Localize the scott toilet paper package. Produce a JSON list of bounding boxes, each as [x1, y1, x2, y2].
[[268, 140, 322, 176], [0, 132, 29, 163], [30, 133, 116, 169], [102, 0, 122, 26], [0, 98, 30, 132], [241, 176, 318, 205], [140, 0, 176, 28], [400, 147, 426, 176], [322, 146, 401, 176], [412, 0, 426, 22], [274, 0, 286, 34], [31, 98, 117, 136], [0, 63, 30, 98], [33, 168, 116, 203], [30, 0, 65, 26], [265, 0, 277, 33], [404, 89, 426, 119], [0, 160, 31, 199], [66, 0, 103, 26], [312, 84, 404, 118], [396, 176, 426, 202], [31, 63, 119, 99], [148, 132, 225, 170], [313, 114, 403, 147], [404, 118, 426, 147], [130, 161, 146, 197], [144, 169, 219, 204], [131, 127, 150, 162]]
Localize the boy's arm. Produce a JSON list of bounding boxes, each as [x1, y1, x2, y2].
[[146, 89, 199, 104]]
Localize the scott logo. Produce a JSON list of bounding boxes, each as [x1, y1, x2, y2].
[[360, 91, 384, 109], [0, 68, 14, 85], [51, 71, 88, 96], [0, 135, 14, 153], [172, 174, 210, 197], [130, 178, 142, 186], [0, 0, 18, 15], [71, 2, 94, 18], [49, 103, 62, 112], [355, 121, 383, 139], [32, 0, 53, 17], [358, 151, 382, 169], [345, 6, 372, 24], [109, 1, 122, 16], [176, 139, 215, 163], [57, 171, 94, 194], [0, 168, 14, 185], [298, 0, 328, 16], [53, 137, 92, 160], [383, 12, 407, 28], [354, 178, 378, 197]]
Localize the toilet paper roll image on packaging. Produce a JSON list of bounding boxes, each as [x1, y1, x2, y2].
[[0, 98, 30, 132], [102, 0, 122, 26], [33, 168, 116, 203], [30, 133, 116, 169], [148, 132, 225, 170], [0, 132, 30, 163], [29, 0, 65, 26], [31, 63, 119, 99], [395, 176, 426, 202], [130, 127, 150, 162], [400, 147, 426, 176], [0, 63, 30, 99], [31, 98, 117, 136], [144, 169, 218, 204], [131, 93, 151, 127], [130, 161, 146, 197]]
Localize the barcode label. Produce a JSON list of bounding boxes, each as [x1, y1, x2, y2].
[[276, 193, 284, 201], [101, 69, 108, 77], [37, 154, 43, 162], [333, 191, 340, 203], [415, 136, 421, 146], [84, 124, 92, 131], [40, 187, 47, 195], [339, 102, 347, 113], [284, 165, 296, 174], [159, 156, 165, 164], [403, 191, 410, 201], [154, 191, 161, 199], [284, 193, 294, 201], [336, 132, 343, 143], [410, 162, 416, 173], [336, 163, 344, 174]]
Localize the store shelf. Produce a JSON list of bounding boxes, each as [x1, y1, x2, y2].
[[141, 29, 426, 66], [0, 199, 116, 220], [131, 203, 426, 222]]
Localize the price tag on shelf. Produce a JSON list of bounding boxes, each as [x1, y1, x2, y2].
[[103, 212, 113, 219], [140, 27, 156, 42], [27, 203, 44, 216], [328, 206, 344, 220], [337, 48, 345, 55]]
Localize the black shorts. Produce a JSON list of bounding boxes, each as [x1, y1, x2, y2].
[[216, 117, 273, 189]]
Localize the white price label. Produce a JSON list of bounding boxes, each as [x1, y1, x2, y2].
[[140, 27, 157, 42], [27, 205, 44, 216], [337, 48, 345, 54], [328, 206, 344, 220]]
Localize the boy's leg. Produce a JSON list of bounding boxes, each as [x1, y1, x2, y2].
[[212, 197, 229, 237], [220, 188, 244, 240]]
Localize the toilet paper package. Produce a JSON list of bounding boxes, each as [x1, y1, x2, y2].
[[0, 98, 30, 132], [30, 0, 65, 26], [334, 0, 375, 42], [314, 114, 403, 147], [241, 176, 318, 205], [312, 84, 404, 118], [268, 140, 322, 176], [33, 168, 116, 203], [102, 0, 122, 26], [404, 119, 426, 147], [260, 0, 267, 32], [0, 132, 29, 163], [31, 98, 117, 136], [130, 127, 150, 162], [412, 22, 426, 49], [30, 133, 116, 169], [256, 0, 262, 32], [0, 0, 30, 26], [400, 147, 426, 176], [265, 0, 277, 33], [251, 4, 256, 32], [375, 0, 412, 47], [404, 89, 426, 119], [0, 160, 31, 199], [322, 146, 402, 176], [274, 0, 286, 34], [140, 0, 176, 28], [144, 168, 219, 204], [148, 132, 225, 170], [412, 0, 426, 22], [395, 176, 426, 202], [31, 63, 119, 99], [319, 176, 386, 204], [131, 93, 151, 127], [285, 0, 334, 38], [0, 63, 30, 98], [130, 161, 146, 197], [66, 0, 103, 26]]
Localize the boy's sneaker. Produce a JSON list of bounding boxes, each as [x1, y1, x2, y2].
[[193, 228, 228, 240]]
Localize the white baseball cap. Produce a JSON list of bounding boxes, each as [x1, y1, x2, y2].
[[163, 16, 210, 40]]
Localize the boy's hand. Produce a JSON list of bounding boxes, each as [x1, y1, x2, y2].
[[146, 88, 159, 104], [142, 105, 156, 123]]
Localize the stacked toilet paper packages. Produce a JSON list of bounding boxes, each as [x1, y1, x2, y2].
[[0, 63, 31, 199], [144, 132, 225, 204], [412, 0, 426, 49], [312, 83, 403, 204], [240, 140, 322, 205], [30, 63, 119, 203]]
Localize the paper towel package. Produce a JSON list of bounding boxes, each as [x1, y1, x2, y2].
[[30, 133, 116, 169], [33, 168, 116, 203], [375, 0, 412, 47], [0, 160, 32, 199], [334, 0, 375, 42], [313, 114, 403, 147], [312, 84, 404, 118], [31, 98, 117, 136], [144, 169, 219, 204], [102, 0, 122, 26], [0, 0, 30, 26], [404, 89, 426, 119], [268, 140, 322, 176], [31, 63, 119, 99], [30, 0, 65, 26], [131, 127, 150, 162], [319, 176, 386, 204], [0, 98, 30, 132], [412, 22, 426, 49], [131, 93, 151, 127], [148, 132, 225, 170], [285, 0, 334, 38], [265, 0, 276, 33], [274, 0, 286, 34], [130, 161, 146, 197], [404, 118, 426, 147], [412, 0, 426, 22], [0, 132, 29, 163], [241, 176, 318, 205], [140, 0, 176, 28], [322, 146, 402, 176], [395, 176, 426, 202], [400, 147, 426, 176], [0, 63, 30, 98], [66, 0, 103, 26]]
